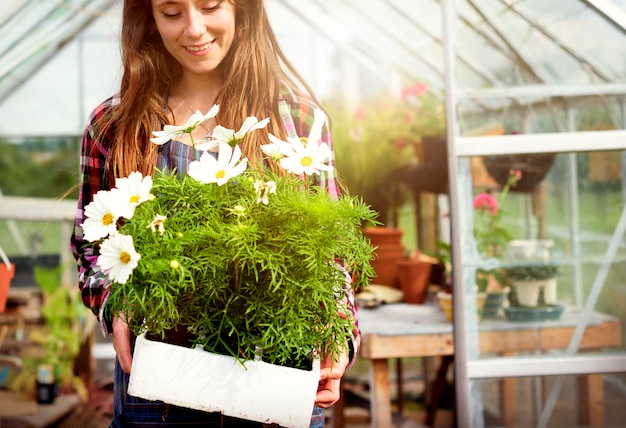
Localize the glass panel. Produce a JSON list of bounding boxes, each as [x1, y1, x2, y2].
[[455, 0, 626, 88], [461, 150, 626, 362], [0, 3, 122, 136], [476, 373, 626, 427]]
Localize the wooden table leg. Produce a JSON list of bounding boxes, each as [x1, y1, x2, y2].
[[331, 380, 346, 428], [396, 358, 403, 416], [578, 374, 604, 427], [370, 358, 392, 428], [500, 352, 517, 427], [501, 377, 517, 427], [425, 355, 453, 427]]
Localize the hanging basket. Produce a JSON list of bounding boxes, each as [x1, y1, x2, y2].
[[482, 153, 556, 192], [0, 244, 14, 313], [128, 334, 320, 428]]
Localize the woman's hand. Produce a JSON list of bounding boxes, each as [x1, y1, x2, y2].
[[112, 316, 133, 374], [315, 346, 349, 408]]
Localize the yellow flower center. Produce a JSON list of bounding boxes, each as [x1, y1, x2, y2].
[[216, 170, 226, 179], [102, 213, 114, 226], [130, 195, 140, 203], [119, 251, 131, 264], [300, 156, 313, 167]]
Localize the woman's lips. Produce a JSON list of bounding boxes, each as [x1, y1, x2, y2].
[[186, 40, 214, 53]]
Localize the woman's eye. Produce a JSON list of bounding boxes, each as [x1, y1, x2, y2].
[[161, 9, 181, 18], [202, 1, 222, 12]]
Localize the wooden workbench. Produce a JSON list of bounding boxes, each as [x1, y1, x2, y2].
[[338, 303, 622, 428]]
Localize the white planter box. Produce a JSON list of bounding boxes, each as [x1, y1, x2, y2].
[[128, 334, 320, 428]]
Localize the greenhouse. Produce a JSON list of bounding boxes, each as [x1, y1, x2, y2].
[[1, 1, 625, 427]]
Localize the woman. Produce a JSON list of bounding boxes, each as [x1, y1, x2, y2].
[[70, 0, 360, 426]]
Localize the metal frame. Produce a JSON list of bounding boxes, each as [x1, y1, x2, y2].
[[443, 1, 626, 427]]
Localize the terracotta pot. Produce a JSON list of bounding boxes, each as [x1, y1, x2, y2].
[[370, 244, 405, 288], [363, 227, 403, 246], [0, 263, 15, 313], [370, 258, 401, 288], [365, 228, 406, 288], [397, 259, 432, 304]]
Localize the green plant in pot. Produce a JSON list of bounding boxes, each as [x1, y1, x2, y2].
[[82, 108, 377, 369], [80, 108, 378, 426], [504, 263, 559, 307], [471, 169, 524, 317], [328, 82, 445, 226]]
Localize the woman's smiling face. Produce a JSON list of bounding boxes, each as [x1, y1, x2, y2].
[[151, 0, 236, 78]]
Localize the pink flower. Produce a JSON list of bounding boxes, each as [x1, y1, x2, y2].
[[405, 110, 414, 125], [473, 192, 498, 215], [354, 105, 367, 121], [510, 169, 522, 183], [401, 82, 429, 99]]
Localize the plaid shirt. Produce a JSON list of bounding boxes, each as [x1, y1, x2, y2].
[[70, 85, 360, 367]]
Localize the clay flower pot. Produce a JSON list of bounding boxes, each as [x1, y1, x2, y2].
[[0, 246, 15, 313], [363, 227, 403, 246], [397, 258, 432, 304], [364, 227, 405, 288]]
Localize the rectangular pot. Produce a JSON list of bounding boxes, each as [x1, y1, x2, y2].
[[128, 334, 320, 428]]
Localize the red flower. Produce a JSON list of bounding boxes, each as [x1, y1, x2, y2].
[[473, 192, 498, 215], [394, 136, 409, 149]]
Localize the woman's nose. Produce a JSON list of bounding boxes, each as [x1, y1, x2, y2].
[[184, 10, 205, 39]]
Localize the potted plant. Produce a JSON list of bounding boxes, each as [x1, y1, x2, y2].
[[29, 264, 87, 402], [81, 108, 377, 427], [329, 82, 445, 227], [504, 263, 559, 307], [472, 169, 522, 317]]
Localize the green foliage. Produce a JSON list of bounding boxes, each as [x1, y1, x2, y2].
[[107, 169, 377, 369], [0, 138, 79, 198], [504, 263, 559, 281], [30, 265, 85, 392], [325, 83, 445, 225]]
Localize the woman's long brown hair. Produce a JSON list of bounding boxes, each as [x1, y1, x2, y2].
[[101, 0, 324, 184]]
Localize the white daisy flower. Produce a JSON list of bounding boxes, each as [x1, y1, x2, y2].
[[97, 233, 141, 284], [195, 116, 270, 151], [263, 109, 333, 176], [277, 138, 333, 176], [150, 105, 220, 145], [81, 189, 125, 242], [114, 171, 154, 218], [188, 141, 248, 185], [253, 180, 277, 205], [260, 136, 293, 160], [147, 214, 167, 235]]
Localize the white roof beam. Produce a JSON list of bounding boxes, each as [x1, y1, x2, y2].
[[581, 0, 626, 33]]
